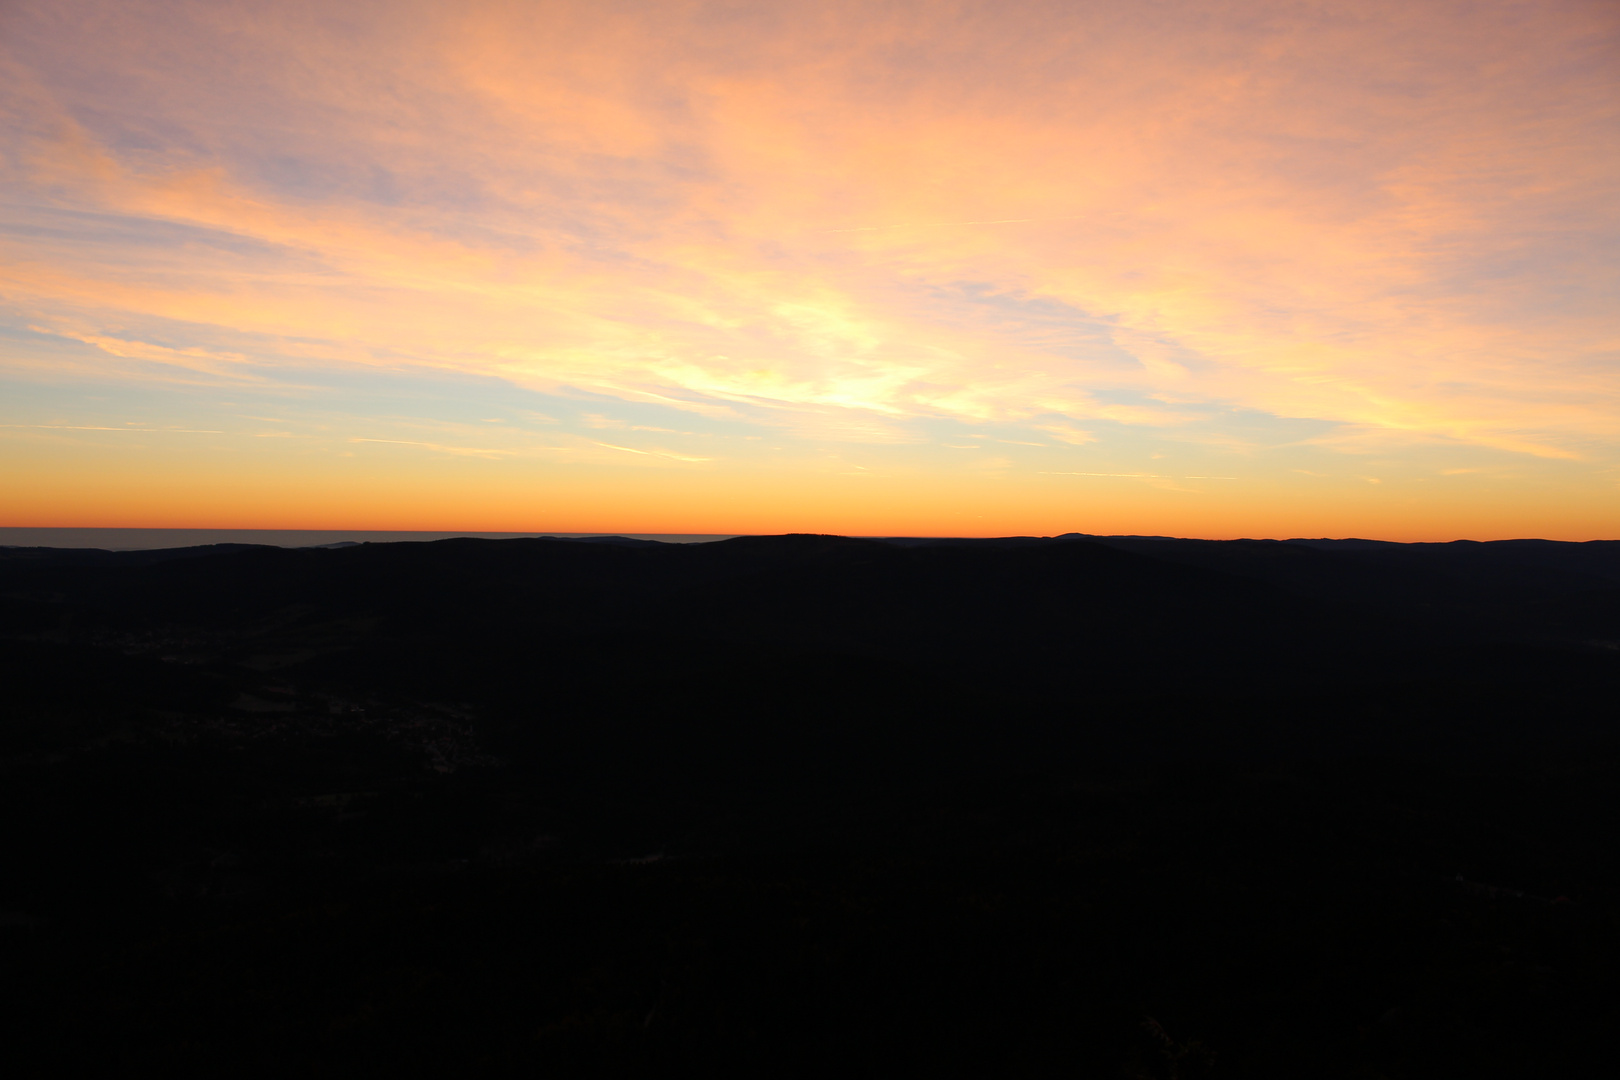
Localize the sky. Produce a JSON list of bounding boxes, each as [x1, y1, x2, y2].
[[2, 0, 1617, 540]]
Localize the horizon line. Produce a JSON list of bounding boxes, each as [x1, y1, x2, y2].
[[2, 526, 1614, 551]]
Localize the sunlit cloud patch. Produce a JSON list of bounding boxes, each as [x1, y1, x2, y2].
[[1, 0, 1616, 538]]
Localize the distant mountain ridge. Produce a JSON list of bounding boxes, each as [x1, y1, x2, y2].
[[3, 532, 1617, 1074], [2, 532, 1616, 778]]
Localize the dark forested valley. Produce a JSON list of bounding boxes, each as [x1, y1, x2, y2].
[[2, 533, 1617, 1076]]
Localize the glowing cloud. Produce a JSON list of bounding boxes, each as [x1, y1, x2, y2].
[[1, 0, 1616, 538]]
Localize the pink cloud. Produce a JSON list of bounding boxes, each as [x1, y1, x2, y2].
[[1, 0, 1615, 459]]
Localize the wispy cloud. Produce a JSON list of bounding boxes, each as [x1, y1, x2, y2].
[[1032, 422, 1097, 446], [1, 423, 224, 433], [592, 441, 712, 463], [348, 437, 514, 458], [0, 0, 1615, 536]]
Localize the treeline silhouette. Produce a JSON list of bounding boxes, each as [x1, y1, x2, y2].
[[1, 534, 1616, 1076]]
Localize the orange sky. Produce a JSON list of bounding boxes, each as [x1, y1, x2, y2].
[[2, 0, 1617, 539]]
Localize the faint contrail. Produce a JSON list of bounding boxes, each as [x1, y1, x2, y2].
[[1, 424, 224, 433], [1039, 471, 1238, 480], [823, 216, 1082, 234], [595, 441, 712, 463]]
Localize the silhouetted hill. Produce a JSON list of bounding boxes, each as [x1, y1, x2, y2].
[[1082, 534, 1620, 610], [4, 532, 1615, 763], [2, 534, 1616, 1075]]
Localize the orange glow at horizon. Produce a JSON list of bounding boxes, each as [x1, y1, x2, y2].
[[2, 0, 1617, 541]]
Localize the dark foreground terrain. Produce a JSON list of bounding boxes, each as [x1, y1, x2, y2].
[[2, 533, 1617, 1076]]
